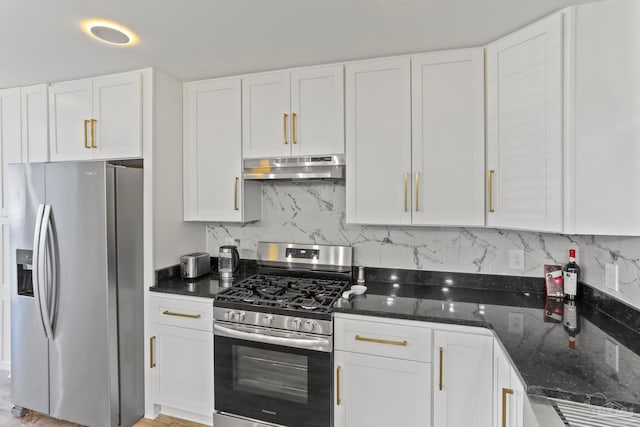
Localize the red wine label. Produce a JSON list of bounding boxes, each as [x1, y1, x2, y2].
[[564, 271, 577, 295]]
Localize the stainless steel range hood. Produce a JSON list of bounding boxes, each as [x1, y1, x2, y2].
[[243, 154, 345, 180]]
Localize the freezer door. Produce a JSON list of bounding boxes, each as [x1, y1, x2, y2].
[[7, 163, 50, 415], [45, 162, 118, 427]]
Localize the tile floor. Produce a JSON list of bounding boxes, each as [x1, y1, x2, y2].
[[0, 371, 207, 427]]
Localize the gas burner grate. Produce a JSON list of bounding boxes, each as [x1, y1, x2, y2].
[[216, 273, 350, 314]]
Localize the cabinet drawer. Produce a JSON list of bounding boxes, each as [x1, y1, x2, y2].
[[151, 295, 213, 332], [335, 316, 432, 362]]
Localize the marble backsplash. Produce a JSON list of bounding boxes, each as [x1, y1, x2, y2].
[[206, 182, 640, 309]]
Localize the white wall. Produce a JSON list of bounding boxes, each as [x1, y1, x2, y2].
[[152, 70, 205, 269], [207, 181, 640, 310]]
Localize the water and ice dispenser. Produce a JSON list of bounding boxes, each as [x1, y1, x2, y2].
[[16, 249, 33, 297]]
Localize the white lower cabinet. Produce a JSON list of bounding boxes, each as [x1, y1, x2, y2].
[[335, 314, 499, 427], [150, 294, 213, 425], [433, 328, 494, 427], [494, 342, 525, 427], [333, 351, 431, 427], [334, 314, 433, 427]]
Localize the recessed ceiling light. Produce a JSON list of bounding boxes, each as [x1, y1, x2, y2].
[[82, 19, 138, 46]]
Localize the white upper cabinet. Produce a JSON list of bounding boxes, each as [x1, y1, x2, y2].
[[486, 12, 564, 233], [346, 50, 485, 226], [346, 57, 412, 225], [290, 65, 344, 156], [566, 0, 640, 235], [91, 73, 142, 159], [242, 71, 291, 158], [20, 84, 49, 163], [412, 49, 485, 227], [0, 85, 48, 166], [183, 77, 261, 223], [0, 89, 22, 167], [242, 65, 344, 159], [49, 70, 142, 161]]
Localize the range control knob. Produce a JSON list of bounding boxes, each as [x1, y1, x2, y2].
[[304, 320, 315, 332], [291, 318, 302, 330], [262, 315, 273, 326], [236, 312, 246, 322], [224, 311, 235, 321]]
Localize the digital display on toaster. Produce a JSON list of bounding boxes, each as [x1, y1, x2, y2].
[[285, 248, 319, 260]]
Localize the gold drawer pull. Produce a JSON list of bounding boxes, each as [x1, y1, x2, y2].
[[162, 310, 201, 319], [502, 388, 514, 427], [439, 346, 443, 390], [336, 366, 342, 406], [83, 120, 90, 148], [150, 336, 156, 368], [488, 170, 495, 213], [355, 334, 407, 346]]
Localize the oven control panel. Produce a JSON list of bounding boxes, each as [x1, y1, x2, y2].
[[214, 307, 332, 336]]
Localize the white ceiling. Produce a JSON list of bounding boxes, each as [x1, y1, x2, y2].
[[1, 0, 594, 89]]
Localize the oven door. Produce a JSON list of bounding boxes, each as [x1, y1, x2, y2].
[[214, 322, 331, 427]]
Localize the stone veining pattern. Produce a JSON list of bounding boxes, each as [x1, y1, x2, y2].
[[206, 182, 640, 309]]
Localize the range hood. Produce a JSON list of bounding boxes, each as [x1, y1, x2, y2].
[[243, 155, 345, 180]]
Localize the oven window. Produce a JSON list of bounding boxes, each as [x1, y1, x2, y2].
[[233, 345, 309, 403]]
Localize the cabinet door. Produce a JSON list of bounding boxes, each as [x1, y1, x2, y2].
[[155, 324, 214, 418], [92, 72, 142, 159], [334, 350, 431, 427], [183, 78, 243, 222], [290, 65, 344, 156], [0, 88, 21, 212], [494, 344, 524, 427], [242, 71, 291, 158], [486, 13, 564, 232], [20, 84, 49, 163], [49, 79, 93, 161], [412, 50, 485, 227], [433, 330, 493, 427], [346, 57, 412, 225], [49, 79, 93, 162]]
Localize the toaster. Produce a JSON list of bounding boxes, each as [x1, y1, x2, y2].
[[180, 252, 211, 279]]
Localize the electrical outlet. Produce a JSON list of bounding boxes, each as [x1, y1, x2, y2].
[[509, 250, 525, 270], [605, 263, 619, 291], [605, 338, 619, 372]]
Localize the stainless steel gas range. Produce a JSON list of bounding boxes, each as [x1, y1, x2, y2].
[[213, 242, 353, 427]]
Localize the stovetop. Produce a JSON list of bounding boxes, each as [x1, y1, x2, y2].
[[214, 273, 351, 318]]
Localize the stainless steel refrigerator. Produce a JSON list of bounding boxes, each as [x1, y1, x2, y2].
[[7, 161, 144, 427]]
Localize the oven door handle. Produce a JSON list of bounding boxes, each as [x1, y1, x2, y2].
[[214, 323, 331, 352]]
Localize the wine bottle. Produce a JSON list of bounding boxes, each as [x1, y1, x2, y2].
[[563, 249, 581, 300]]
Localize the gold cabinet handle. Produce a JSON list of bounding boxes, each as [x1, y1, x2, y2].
[[404, 173, 409, 212], [502, 388, 514, 427], [291, 112, 297, 144], [234, 177, 239, 211], [439, 346, 443, 390], [355, 334, 407, 346], [488, 170, 495, 212], [90, 119, 97, 148], [150, 336, 156, 368], [162, 310, 201, 319], [415, 172, 420, 212], [336, 366, 342, 406], [83, 120, 90, 148], [283, 113, 288, 145]]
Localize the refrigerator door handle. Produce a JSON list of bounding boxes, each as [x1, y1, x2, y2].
[[32, 204, 49, 339], [37, 205, 54, 340], [45, 208, 58, 333]]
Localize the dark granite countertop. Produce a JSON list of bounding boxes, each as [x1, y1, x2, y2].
[[334, 278, 640, 413], [149, 258, 256, 298]]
